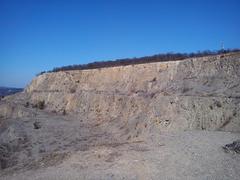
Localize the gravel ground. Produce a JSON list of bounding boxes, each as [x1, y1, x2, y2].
[[1, 128, 240, 180]]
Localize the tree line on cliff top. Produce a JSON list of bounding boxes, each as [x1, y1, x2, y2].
[[37, 49, 240, 75]]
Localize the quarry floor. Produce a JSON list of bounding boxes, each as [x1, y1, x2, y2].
[[0, 109, 240, 180]]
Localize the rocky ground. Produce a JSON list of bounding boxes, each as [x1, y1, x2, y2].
[[0, 104, 240, 180]]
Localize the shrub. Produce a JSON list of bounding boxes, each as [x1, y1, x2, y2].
[[33, 100, 45, 109], [36, 71, 46, 76], [233, 110, 237, 117], [214, 101, 222, 108], [25, 102, 29, 107], [63, 109, 66, 115], [70, 88, 76, 93], [46, 49, 240, 73], [33, 122, 41, 129], [38, 101, 45, 109]]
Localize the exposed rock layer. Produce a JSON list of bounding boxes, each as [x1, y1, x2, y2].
[[21, 52, 240, 132]]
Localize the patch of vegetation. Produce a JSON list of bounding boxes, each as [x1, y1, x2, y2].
[[33, 100, 45, 110], [223, 140, 240, 153], [214, 101, 222, 108], [151, 77, 156, 82], [38, 101, 45, 109], [24, 102, 30, 107], [63, 109, 66, 115], [233, 110, 237, 117], [33, 122, 41, 129], [41, 49, 240, 73], [36, 71, 46, 76]]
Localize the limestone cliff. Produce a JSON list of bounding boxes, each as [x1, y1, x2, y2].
[[21, 52, 240, 132], [5, 52, 240, 132]]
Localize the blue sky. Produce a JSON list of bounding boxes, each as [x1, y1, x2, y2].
[[1, 0, 240, 87]]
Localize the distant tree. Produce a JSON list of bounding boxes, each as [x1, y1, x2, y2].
[[36, 71, 46, 76], [46, 49, 240, 73]]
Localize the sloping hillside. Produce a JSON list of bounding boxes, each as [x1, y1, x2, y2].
[[0, 87, 23, 97], [0, 52, 240, 179]]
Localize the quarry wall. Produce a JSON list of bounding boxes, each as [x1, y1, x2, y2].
[[24, 53, 240, 132]]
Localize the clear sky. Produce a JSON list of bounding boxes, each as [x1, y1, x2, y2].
[[1, 0, 240, 88]]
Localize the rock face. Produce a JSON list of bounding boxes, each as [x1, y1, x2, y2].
[[22, 52, 240, 132]]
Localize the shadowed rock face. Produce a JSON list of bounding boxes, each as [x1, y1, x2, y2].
[[19, 52, 240, 132]]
